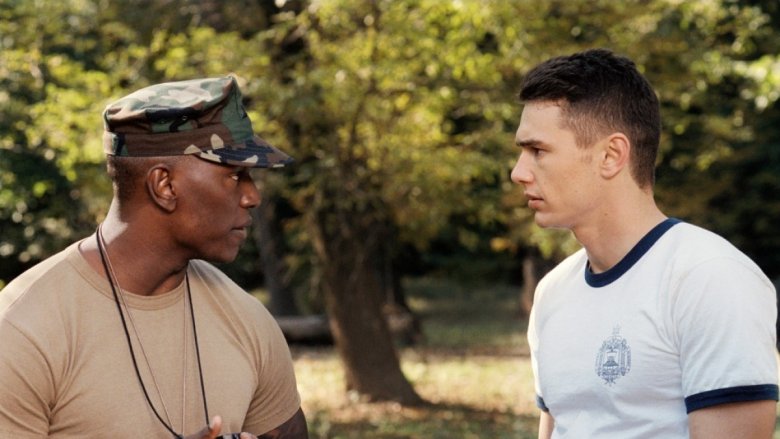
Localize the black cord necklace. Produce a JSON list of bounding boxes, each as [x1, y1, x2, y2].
[[95, 226, 210, 438]]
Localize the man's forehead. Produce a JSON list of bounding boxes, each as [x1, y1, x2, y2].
[[515, 101, 581, 146], [520, 100, 565, 120], [516, 102, 563, 132]]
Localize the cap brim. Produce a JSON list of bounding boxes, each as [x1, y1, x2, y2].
[[196, 135, 294, 168]]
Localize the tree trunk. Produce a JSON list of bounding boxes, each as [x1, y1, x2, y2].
[[252, 182, 299, 316], [519, 248, 549, 318], [377, 238, 422, 345], [311, 211, 423, 405]]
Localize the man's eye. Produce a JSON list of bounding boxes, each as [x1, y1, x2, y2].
[[230, 174, 240, 181]]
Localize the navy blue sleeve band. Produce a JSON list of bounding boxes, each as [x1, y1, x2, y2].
[[536, 394, 549, 412], [685, 384, 779, 413]]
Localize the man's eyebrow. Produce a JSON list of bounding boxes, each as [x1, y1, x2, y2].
[[515, 138, 543, 148]]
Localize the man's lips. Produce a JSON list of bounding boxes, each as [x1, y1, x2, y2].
[[524, 192, 543, 209], [231, 228, 248, 241], [235, 218, 253, 230], [232, 221, 252, 237]]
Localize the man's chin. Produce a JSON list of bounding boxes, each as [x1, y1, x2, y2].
[[533, 213, 569, 230], [533, 212, 553, 229], [202, 249, 241, 265]]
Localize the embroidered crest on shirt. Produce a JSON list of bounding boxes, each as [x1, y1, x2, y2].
[[595, 326, 631, 385]]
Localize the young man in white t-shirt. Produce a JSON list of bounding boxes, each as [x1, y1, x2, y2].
[[511, 48, 777, 438]]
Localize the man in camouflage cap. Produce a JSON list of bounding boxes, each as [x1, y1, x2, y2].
[[0, 77, 308, 439]]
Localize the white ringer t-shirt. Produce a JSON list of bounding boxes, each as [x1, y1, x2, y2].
[[528, 219, 778, 438]]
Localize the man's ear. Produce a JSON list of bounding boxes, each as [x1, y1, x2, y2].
[[600, 133, 630, 180], [146, 165, 177, 212]]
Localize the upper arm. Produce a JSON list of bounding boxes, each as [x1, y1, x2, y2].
[[688, 400, 776, 439], [674, 259, 778, 410], [257, 408, 308, 439], [0, 321, 51, 437], [677, 261, 778, 438], [242, 303, 302, 434], [537, 411, 554, 439]]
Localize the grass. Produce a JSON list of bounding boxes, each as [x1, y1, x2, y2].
[[265, 278, 780, 438], [289, 278, 539, 438]]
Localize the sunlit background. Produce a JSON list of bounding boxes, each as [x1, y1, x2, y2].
[[1, 0, 779, 436]]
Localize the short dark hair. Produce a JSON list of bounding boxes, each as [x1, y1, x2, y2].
[[519, 48, 660, 188], [107, 155, 145, 203], [106, 155, 184, 203]]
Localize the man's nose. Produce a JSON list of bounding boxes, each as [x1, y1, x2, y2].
[[240, 177, 261, 208], [510, 152, 532, 185]]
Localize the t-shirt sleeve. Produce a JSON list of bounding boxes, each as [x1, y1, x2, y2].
[[241, 304, 301, 434], [0, 320, 52, 438], [673, 257, 778, 413], [527, 293, 548, 412]]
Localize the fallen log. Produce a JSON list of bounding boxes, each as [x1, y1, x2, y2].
[[275, 308, 423, 346], [276, 314, 333, 345]]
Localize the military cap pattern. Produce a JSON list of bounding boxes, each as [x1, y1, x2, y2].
[[102, 76, 293, 168]]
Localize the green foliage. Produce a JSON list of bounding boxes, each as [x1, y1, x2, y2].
[[272, 0, 508, 238], [2, 0, 780, 288], [0, 0, 112, 283], [641, 1, 780, 277]]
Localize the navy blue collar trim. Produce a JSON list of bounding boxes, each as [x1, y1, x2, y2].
[[585, 218, 682, 288]]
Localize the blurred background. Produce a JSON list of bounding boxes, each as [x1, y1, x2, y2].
[[1, 0, 779, 437]]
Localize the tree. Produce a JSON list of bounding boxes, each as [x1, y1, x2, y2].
[[247, 0, 601, 403], [3, 0, 780, 398], [0, 0, 118, 286]]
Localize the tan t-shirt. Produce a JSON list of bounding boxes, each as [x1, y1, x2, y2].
[[0, 240, 301, 438]]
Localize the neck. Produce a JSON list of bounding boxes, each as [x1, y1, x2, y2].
[[572, 188, 666, 274], [81, 207, 188, 296]]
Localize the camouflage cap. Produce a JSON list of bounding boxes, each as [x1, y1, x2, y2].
[[102, 76, 293, 168]]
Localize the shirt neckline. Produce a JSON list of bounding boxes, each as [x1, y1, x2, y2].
[[585, 218, 682, 288], [67, 239, 186, 309]]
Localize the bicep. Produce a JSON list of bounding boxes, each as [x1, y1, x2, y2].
[[674, 261, 777, 408], [0, 322, 53, 437], [243, 307, 302, 433], [257, 408, 308, 439], [688, 400, 776, 439]]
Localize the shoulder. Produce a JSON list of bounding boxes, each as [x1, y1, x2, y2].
[[666, 222, 750, 256], [654, 223, 775, 323], [0, 242, 87, 372], [529, 248, 588, 313], [537, 248, 588, 291], [188, 259, 241, 288], [188, 259, 274, 320], [663, 222, 772, 287], [1, 242, 83, 316]]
